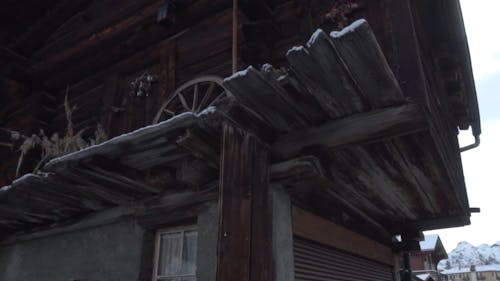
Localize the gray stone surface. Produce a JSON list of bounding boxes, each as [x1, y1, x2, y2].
[[0, 219, 145, 281], [196, 202, 219, 281], [271, 186, 295, 281]]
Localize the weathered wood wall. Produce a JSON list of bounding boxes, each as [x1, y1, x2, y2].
[[7, 0, 394, 137], [0, 0, 474, 221]]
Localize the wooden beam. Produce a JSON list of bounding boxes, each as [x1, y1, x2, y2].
[[55, 167, 138, 206], [0, 189, 217, 244], [137, 189, 218, 229], [80, 156, 162, 194], [330, 19, 404, 108], [261, 64, 325, 125], [223, 66, 308, 133], [211, 97, 276, 143], [43, 112, 198, 172], [177, 129, 220, 169], [272, 103, 427, 159], [292, 207, 395, 266], [386, 0, 470, 215], [286, 30, 364, 118], [270, 156, 393, 242], [216, 123, 272, 281], [390, 214, 471, 234]]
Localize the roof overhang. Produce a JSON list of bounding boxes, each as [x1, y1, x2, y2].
[[0, 20, 474, 242]]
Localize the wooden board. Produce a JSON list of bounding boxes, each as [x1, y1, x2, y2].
[[292, 207, 395, 266], [216, 123, 272, 281]]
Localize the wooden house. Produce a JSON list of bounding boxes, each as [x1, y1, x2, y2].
[[0, 1, 480, 281], [410, 234, 448, 281]]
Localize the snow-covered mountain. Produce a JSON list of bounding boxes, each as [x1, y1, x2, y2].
[[438, 241, 500, 270]]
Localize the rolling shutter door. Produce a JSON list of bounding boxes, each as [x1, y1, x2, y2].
[[294, 237, 394, 281]]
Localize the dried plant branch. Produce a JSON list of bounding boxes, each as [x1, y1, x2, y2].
[[5, 90, 108, 177]]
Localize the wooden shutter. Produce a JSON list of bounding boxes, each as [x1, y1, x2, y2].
[[294, 237, 394, 281]]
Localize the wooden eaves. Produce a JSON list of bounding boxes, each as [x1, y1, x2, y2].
[[0, 20, 472, 244]]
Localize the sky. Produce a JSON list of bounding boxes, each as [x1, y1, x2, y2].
[[425, 0, 500, 252]]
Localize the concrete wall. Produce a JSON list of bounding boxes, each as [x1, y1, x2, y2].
[[0, 201, 220, 281], [0, 218, 145, 281], [271, 186, 294, 281], [196, 203, 219, 281]]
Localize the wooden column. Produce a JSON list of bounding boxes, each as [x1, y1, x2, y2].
[[216, 123, 272, 281]]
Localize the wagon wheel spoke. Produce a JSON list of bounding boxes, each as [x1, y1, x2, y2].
[[197, 82, 216, 112], [163, 108, 175, 117], [178, 93, 190, 111], [207, 91, 227, 107], [192, 84, 199, 111], [153, 76, 229, 124]]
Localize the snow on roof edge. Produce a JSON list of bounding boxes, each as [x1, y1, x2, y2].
[[442, 264, 500, 274], [420, 234, 439, 251]]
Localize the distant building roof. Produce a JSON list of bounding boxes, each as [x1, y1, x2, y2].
[[442, 265, 500, 275], [416, 273, 432, 281], [420, 234, 439, 251]]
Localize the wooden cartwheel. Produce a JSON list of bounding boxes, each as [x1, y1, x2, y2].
[[153, 75, 232, 124]]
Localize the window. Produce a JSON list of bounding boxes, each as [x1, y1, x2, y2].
[[424, 255, 431, 270], [153, 226, 198, 281]]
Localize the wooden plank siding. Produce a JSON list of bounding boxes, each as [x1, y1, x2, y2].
[[23, 0, 389, 138], [0, 0, 476, 251]]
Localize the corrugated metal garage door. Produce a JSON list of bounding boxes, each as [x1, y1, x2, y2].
[[294, 237, 394, 281]]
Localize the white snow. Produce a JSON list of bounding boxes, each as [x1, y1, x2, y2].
[[307, 29, 325, 47], [0, 185, 12, 193], [286, 46, 305, 56], [438, 241, 500, 270], [11, 173, 33, 185], [420, 234, 439, 251], [199, 106, 216, 115], [330, 18, 367, 38], [224, 67, 251, 81], [442, 264, 500, 275], [416, 273, 431, 281], [0, 173, 34, 193]]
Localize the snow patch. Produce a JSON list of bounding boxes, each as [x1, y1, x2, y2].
[[198, 106, 216, 115], [286, 46, 305, 56], [416, 273, 431, 281], [330, 18, 367, 38], [11, 173, 33, 185], [442, 264, 500, 274], [307, 29, 325, 47], [224, 67, 251, 81], [0, 185, 12, 193], [420, 234, 439, 251]]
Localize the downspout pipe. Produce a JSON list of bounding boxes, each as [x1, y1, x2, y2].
[[460, 134, 480, 152], [460, 123, 481, 153], [401, 252, 412, 281]]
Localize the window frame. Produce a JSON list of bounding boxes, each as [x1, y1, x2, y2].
[[152, 225, 198, 281]]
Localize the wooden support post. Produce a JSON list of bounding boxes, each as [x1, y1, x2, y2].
[[216, 123, 272, 281]]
